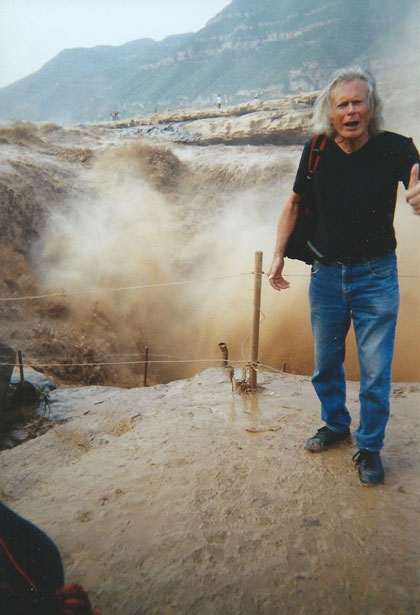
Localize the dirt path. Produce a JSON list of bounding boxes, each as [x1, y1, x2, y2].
[[1, 368, 419, 614]]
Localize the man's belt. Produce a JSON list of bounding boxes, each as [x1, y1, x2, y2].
[[333, 256, 369, 265]]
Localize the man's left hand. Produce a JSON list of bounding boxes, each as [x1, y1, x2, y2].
[[406, 163, 420, 215]]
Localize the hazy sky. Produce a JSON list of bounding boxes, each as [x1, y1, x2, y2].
[[0, 0, 231, 88]]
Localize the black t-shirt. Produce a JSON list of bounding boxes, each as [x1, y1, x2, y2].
[[293, 131, 420, 259]]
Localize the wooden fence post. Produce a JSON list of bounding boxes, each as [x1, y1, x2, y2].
[[249, 251, 263, 390], [143, 346, 149, 387], [18, 350, 24, 382]]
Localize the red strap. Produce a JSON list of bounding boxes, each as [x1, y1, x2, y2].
[[0, 540, 101, 614], [313, 136, 327, 172], [0, 535, 38, 592], [307, 134, 318, 170], [308, 134, 327, 174]]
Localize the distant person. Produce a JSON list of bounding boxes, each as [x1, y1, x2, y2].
[[0, 501, 101, 614], [216, 94, 222, 109], [268, 66, 420, 486]]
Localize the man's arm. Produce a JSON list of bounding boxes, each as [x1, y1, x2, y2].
[[268, 191, 301, 291], [406, 163, 420, 214]]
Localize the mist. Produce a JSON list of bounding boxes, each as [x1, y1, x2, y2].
[[35, 126, 420, 384], [34, 141, 300, 382], [25, 2, 419, 385]]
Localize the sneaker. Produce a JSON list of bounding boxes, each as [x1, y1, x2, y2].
[[352, 449, 384, 487], [305, 425, 350, 452]]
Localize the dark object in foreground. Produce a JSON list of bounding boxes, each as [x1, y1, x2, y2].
[[0, 502, 101, 614]]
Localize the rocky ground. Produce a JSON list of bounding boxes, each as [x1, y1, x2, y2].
[[1, 367, 419, 614], [103, 93, 316, 145]]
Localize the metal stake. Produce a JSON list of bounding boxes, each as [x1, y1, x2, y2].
[[218, 342, 229, 366]]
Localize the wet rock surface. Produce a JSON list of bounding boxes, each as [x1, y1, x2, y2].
[[109, 94, 316, 145], [1, 368, 419, 614]]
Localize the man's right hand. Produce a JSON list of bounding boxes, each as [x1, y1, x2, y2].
[[268, 256, 290, 291]]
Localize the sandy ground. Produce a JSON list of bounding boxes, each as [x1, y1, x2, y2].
[[1, 367, 419, 615]]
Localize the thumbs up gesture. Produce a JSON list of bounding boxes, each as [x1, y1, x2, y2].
[[406, 163, 420, 215]]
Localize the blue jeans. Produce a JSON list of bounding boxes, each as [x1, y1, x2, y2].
[[309, 252, 399, 451]]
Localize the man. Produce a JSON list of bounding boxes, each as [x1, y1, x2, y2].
[[268, 66, 420, 486]]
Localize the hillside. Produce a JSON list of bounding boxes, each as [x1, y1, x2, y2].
[[0, 0, 419, 122]]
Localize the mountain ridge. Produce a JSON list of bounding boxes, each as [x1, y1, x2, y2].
[[0, 0, 418, 123]]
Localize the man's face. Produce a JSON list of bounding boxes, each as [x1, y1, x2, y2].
[[329, 79, 372, 143]]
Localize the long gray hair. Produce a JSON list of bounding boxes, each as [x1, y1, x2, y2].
[[312, 66, 383, 138]]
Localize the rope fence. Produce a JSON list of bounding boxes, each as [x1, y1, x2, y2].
[[0, 272, 253, 303], [4, 358, 250, 369], [4, 356, 288, 382], [1, 268, 419, 304], [3, 252, 420, 389]]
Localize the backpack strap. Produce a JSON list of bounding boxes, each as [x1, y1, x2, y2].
[[0, 535, 38, 592], [307, 134, 327, 179]]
